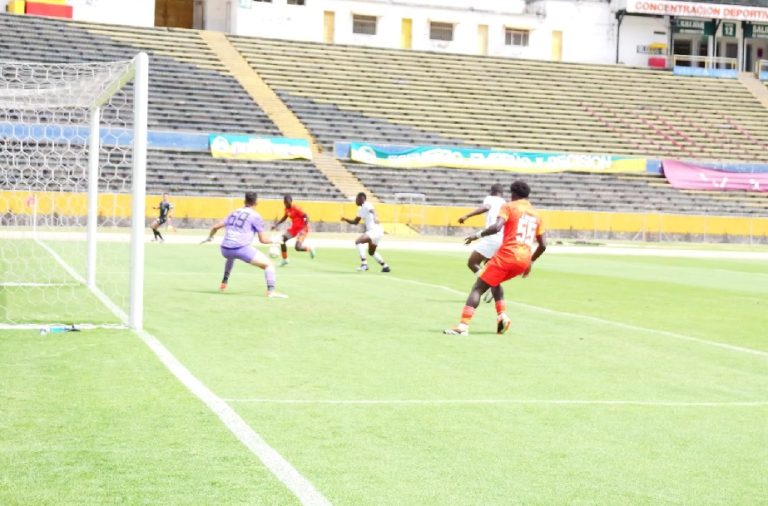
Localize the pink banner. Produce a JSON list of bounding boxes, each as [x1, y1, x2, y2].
[[662, 160, 768, 192]]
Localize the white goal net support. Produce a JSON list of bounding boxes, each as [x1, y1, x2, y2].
[[0, 54, 148, 331]]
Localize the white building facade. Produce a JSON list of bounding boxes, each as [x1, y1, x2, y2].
[[4, 0, 768, 72]]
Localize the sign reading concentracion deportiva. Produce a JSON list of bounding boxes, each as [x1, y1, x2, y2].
[[626, 0, 768, 22]]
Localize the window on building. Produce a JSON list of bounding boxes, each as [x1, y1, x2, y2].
[[287, 0, 305, 4], [430, 22, 454, 41], [353, 15, 377, 35], [505, 28, 529, 47], [253, 0, 272, 3]]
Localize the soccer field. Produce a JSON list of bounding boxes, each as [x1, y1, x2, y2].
[[2, 241, 767, 505]]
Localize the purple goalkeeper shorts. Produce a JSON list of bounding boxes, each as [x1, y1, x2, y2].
[[220, 244, 257, 263]]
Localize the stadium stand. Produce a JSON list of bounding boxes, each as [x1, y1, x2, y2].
[[230, 36, 768, 163], [0, 13, 345, 200], [0, 13, 765, 217], [145, 150, 343, 200], [346, 164, 768, 216], [0, 138, 342, 201], [0, 13, 278, 135]]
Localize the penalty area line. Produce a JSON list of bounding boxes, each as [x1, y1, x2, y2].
[[223, 398, 768, 408], [378, 276, 768, 359]]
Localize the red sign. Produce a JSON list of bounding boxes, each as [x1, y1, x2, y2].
[[25, 2, 73, 19]]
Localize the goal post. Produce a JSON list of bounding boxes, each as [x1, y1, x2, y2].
[[0, 53, 148, 330]]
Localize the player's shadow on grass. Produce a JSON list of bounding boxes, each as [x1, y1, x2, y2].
[[181, 288, 254, 295]]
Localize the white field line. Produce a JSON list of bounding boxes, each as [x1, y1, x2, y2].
[[5, 230, 768, 260], [30, 239, 331, 506], [0, 323, 127, 331], [0, 282, 79, 287], [134, 329, 331, 506], [35, 239, 129, 323], [223, 398, 768, 408], [380, 276, 768, 359]]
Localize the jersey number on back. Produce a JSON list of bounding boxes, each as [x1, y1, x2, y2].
[[226, 211, 249, 229], [515, 214, 538, 248]]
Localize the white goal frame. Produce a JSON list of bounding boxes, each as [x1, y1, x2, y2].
[[0, 53, 148, 330]]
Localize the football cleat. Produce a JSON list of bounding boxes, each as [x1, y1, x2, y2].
[[309, 247, 316, 259], [357, 263, 369, 271], [497, 314, 511, 335], [267, 291, 288, 299], [219, 282, 227, 291], [279, 259, 289, 267], [381, 266, 391, 273], [443, 327, 468, 336]]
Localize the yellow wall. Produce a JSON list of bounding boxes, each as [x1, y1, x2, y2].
[[324, 11, 335, 44], [551, 30, 563, 62], [6, 1, 26, 14], [401, 18, 412, 50], [3, 190, 768, 237], [478, 24, 488, 55]]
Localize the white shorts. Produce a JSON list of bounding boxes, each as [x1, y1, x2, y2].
[[473, 236, 501, 259], [364, 226, 384, 245]]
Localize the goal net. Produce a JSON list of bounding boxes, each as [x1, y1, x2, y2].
[[0, 54, 148, 330]]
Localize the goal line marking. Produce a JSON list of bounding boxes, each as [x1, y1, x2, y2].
[[31, 239, 331, 506], [223, 398, 768, 408], [35, 238, 129, 323], [380, 276, 768, 359], [0, 282, 80, 287], [0, 323, 127, 331]]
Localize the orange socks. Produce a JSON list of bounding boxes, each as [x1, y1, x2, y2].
[[495, 300, 506, 316], [460, 305, 475, 325]]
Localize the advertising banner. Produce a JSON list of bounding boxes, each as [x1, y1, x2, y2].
[[672, 67, 738, 78], [349, 143, 646, 173], [663, 160, 768, 191], [209, 134, 312, 161]]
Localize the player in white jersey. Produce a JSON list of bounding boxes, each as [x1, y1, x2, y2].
[[458, 183, 505, 301], [341, 192, 391, 272]]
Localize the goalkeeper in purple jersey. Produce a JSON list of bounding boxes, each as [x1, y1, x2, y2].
[[202, 191, 287, 298]]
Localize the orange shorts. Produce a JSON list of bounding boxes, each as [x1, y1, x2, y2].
[[478, 254, 530, 287], [288, 225, 308, 241]]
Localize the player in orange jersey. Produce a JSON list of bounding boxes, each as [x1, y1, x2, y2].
[[272, 194, 316, 266], [444, 180, 547, 336]]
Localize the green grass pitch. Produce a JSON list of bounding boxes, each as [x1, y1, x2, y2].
[[2, 242, 767, 504]]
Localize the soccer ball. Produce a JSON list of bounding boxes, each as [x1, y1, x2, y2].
[[268, 245, 280, 258]]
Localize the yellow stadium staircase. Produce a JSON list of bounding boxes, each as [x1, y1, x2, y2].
[[199, 30, 378, 203], [737, 72, 768, 109]]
